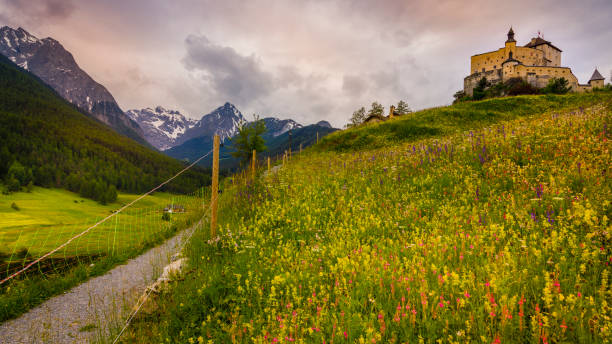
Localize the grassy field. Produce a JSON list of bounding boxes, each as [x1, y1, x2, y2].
[[0, 186, 208, 323], [119, 93, 611, 343], [0, 187, 175, 257]]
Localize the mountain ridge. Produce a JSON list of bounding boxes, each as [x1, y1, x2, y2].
[[0, 26, 145, 143]]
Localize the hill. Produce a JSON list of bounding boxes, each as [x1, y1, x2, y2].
[[0, 54, 210, 203], [0, 26, 146, 144], [319, 93, 612, 152], [121, 92, 612, 343]]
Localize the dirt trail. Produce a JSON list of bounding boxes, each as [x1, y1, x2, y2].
[[0, 222, 200, 344]]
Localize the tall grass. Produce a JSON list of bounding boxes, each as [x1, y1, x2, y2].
[[122, 93, 611, 343]]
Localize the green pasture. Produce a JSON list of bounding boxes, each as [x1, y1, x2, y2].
[[0, 187, 203, 259]]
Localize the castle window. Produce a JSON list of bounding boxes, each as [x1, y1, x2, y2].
[[482, 68, 485, 72], [493, 65, 496, 69]]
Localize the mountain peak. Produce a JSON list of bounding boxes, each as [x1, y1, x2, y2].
[[315, 120, 332, 128], [127, 107, 196, 150], [0, 25, 146, 142]]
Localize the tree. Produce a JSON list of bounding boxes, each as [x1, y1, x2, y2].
[[231, 115, 267, 166], [472, 77, 488, 100], [396, 100, 412, 115], [505, 77, 539, 96], [542, 77, 571, 94], [348, 107, 366, 127], [368, 102, 384, 117]]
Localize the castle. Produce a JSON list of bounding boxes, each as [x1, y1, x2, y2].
[[464, 28, 605, 95]]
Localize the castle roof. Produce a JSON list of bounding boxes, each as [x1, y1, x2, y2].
[[524, 37, 562, 52], [506, 27, 516, 43], [589, 69, 604, 81]]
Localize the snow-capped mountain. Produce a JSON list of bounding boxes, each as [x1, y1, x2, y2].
[[0, 26, 144, 142], [262, 117, 303, 137], [176, 102, 245, 146], [126, 107, 197, 150]]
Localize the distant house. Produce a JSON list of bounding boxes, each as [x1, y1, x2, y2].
[[362, 105, 404, 124], [363, 113, 386, 124], [163, 204, 185, 213]]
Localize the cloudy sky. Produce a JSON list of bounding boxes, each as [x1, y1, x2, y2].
[[1, 0, 610, 127]]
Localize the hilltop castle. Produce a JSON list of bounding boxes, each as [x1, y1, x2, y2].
[[464, 28, 605, 95]]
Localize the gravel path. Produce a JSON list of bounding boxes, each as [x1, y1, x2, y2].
[[0, 220, 201, 344]]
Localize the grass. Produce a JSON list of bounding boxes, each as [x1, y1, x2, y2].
[[0, 186, 208, 323], [318, 93, 611, 152], [118, 92, 612, 343], [0, 187, 172, 257]]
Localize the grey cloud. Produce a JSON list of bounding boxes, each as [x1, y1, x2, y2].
[[342, 75, 368, 96], [182, 34, 275, 105], [1, 0, 74, 23]]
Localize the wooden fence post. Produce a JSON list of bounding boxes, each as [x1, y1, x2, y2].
[[210, 135, 220, 237], [316, 132, 319, 144], [300, 143, 302, 154], [252, 149, 256, 180], [267, 156, 271, 172]]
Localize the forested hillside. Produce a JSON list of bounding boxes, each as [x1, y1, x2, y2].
[[0, 55, 209, 203]]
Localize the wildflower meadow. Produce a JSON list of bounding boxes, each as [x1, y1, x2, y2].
[[121, 94, 611, 343]]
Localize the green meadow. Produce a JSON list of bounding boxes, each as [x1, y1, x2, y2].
[[0, 186, 207, 322], [0, 187, 178, 258]]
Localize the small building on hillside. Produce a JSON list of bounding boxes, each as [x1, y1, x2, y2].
[[163, 204, 185, 213], [464, 28, 605, 95], [363, 105, 404, 124]]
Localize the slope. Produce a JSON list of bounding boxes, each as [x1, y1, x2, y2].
[[0, 54, 210, 202], [0, 26, 146, 144], [120, 92, 612, 343]]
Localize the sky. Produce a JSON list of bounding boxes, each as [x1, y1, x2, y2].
[[1, 0, 611, 127]]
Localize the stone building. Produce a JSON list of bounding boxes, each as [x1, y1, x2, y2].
[[464, 28, 605, 95]]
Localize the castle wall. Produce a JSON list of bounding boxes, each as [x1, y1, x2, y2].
[[538, 45, 561, 66], [589, 79, 604, 89], [470, 50, 506, 74], [464, 69, 502, 96]]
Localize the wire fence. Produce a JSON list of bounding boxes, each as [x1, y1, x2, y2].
[[0, 149, 213, 287]]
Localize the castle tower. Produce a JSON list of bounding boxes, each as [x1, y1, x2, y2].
[[504, 27, 516, 57], [588, 69, 605, 88]]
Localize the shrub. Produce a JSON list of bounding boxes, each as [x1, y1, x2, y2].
[[505, 77, 539, 96], [472, 77, 488, 100], [162, 212, 171, 221], [542, 77, 571, 94], [6, 177, 20, 192], [10, 202, 19, 211]]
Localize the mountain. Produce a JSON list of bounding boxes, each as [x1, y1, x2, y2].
[[262, 117, 302, 136], [126, 107, 197, 150], [176, 102, 245, 145], [165, 117, 337, 170], [315, 120, 332, 128], [0, 54, 209, 203], [0, 26, 145, 143]]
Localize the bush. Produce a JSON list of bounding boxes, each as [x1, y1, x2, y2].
[[162, 212, 171, 221], [505, 77, 540, 96], [10, 202, 19, 211], [542, 77, 571, 94], [6, 177, 20, 192], [472, 77, 488, 100]]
